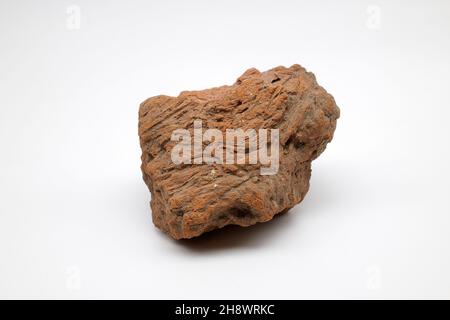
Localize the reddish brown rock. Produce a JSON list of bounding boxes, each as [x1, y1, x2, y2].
[[139, 64, 339, 239]]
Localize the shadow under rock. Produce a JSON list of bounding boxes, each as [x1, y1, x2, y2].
[[173, 210, 296, 253], [172, 165, 342, 252]]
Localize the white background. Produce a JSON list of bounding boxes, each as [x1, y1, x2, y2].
[[1, 0, 450, 299]]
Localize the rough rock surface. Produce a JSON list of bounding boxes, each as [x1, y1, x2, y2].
[[139, 64, 340, 239]]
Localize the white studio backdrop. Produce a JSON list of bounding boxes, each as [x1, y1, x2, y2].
[[0, 0, 450, 299]]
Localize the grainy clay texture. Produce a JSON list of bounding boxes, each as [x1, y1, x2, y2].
[[138, 64, 340, 239]]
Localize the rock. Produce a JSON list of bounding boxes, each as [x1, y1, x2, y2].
[[138, 64, 340, 239]]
